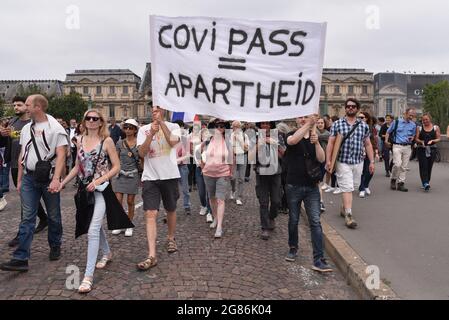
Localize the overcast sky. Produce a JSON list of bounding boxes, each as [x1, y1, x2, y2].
[[1, 0, 448, 80]]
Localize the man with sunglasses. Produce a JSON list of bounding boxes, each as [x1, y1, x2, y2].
[[326, 98, 375, 229]]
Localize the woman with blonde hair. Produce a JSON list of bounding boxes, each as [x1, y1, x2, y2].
[[60, 109, 133, 293]]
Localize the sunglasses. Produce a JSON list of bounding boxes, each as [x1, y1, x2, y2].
[[85, 116, 100, 122], [123, 125, 136, 130], [345, 105, 358, 109], [216, 123, 226, 128]]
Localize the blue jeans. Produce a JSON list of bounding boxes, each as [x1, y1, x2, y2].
[[286, 184, 324, 263], [0, 165, 4, 198], [195, 166, 212, 212], [178, 164, 191, 209], [359, 157, 373, 192], [13, 174, 63, 261], [1, 163, 9, 193]]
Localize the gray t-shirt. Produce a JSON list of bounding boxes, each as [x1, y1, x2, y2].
[[20, 121, 68, 171], [9, 117, 31, 168], [116, 140, 139, 172]]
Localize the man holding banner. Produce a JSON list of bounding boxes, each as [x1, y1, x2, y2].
[[136, 107, 181, 270]]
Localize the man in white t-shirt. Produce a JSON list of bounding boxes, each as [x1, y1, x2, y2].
[[136, 106, 181, 270], [0, 95, 68, 272]]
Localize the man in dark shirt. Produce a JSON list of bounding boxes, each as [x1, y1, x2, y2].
[[378, 114, 393, 177], [284, 115, 332, 273], [108, 118, 123, 145]]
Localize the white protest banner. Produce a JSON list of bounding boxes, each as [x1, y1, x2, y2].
[[150, 15, 327, 122]]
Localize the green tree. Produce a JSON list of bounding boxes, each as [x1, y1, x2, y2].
[[423, 80, 449, 130], [17, 83, 46, 98], [47, 92, 89, 122]]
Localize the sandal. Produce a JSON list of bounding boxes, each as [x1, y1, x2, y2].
[[78, 278, 93, 294], [137, 256, 158, 271], [166, 239, 178, 253], [96, 255, 112, 269]]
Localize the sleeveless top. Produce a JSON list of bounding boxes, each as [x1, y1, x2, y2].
[[77, 138, 109, 183], [418, 126, 437, 147]]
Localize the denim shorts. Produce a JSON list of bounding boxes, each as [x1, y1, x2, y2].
[[203, 176, 230, 200]]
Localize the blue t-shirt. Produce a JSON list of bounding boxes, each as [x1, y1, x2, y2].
[[387, 118, 416, 144]]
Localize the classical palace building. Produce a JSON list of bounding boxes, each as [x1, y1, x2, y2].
[[64, 69, 148, 122], [320, 68, 374, 117], [0, 80, 63, 106]]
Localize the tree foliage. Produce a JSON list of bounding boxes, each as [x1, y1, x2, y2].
[[47, 93, 89, 122], [423, 80, 449, 130]]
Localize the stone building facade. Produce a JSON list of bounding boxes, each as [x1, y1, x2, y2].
[[64, 69, 147, 122], [320, 68, 374, 117]]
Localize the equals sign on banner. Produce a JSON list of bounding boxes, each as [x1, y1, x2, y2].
[[218, 57, 247, 71]]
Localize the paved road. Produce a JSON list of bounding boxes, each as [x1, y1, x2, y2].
[[323, 160, 449, 300], [0, 175, 356, 300]]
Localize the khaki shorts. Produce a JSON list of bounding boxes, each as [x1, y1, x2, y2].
[[203, 176, 231, 201]]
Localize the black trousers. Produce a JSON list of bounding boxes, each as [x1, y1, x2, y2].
[[11, 168, 47, 222], [256, 174, 281, 230], [417, 148, 436, 185]]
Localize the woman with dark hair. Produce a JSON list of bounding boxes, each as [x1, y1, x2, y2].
[[415, 113, 441, 191], [200, 119, 234, 238], [358, 111, 378, 198], [112, 119, 141, 237]]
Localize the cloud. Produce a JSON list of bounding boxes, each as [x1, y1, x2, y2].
[[1, 0, 448, 80]]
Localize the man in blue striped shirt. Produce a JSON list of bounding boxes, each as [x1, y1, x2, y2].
[[326, 98, 375, 229]]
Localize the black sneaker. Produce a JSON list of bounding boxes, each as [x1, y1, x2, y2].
[[8, 235, 20, 247], [184, 208, 191, 215], [267, 219, 276, 231], [385, 172, 391, 178], [49, 246, 61, 261], [0, 259, 29, 272], [390, 179, 397, 190], [285, 248, 298, 262], [397, 182, 408, 192], [35, 219, 48, 234]]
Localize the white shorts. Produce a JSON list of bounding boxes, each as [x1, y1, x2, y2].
[[335, 162, 363, 193]]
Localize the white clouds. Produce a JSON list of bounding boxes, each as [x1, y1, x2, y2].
[[1, 0, 448, 80]]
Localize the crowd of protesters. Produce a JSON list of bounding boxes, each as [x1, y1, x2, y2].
[[0, 94, 443, 294]]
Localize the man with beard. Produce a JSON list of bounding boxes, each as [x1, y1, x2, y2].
[[0, 96, 49, 247], [326, 98, 375, 229]]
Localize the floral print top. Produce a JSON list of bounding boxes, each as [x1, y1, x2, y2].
[[77, 140, 109, 183]]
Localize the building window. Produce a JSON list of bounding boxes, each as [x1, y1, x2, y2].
[[123, 86, 129, 94], [362, 85, 368, 95], [110, 86, 115, 95], [96, 86, 102, 95], [348, 85, 354, 95], [83, 87, 89, 95], [386, 99, 393, 115], [109, 105, 115, 118], [334, 85, 340, 95], [321, 85, 326, 95], [70, 87, 76, 94], [123, 107, 128, 118], [319, 103, 327, 116]]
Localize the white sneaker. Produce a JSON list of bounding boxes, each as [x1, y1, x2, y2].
[[236, 199, 243, 205], [214, 229, 223, 238], [0, 197, 7, 211], [321, 183, 329, 190], [112, 229, 123, 235], [210, 219, 217, 229], [199, 207, 208, 216], [365, 188, 371, 196], [359, 191, 366, 198], [124, 228, 133, 237], [333, 188, 342, 194], [206, 213, 213, 223], [230, 192, 235, 200], [324, 187, 335, 193]]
